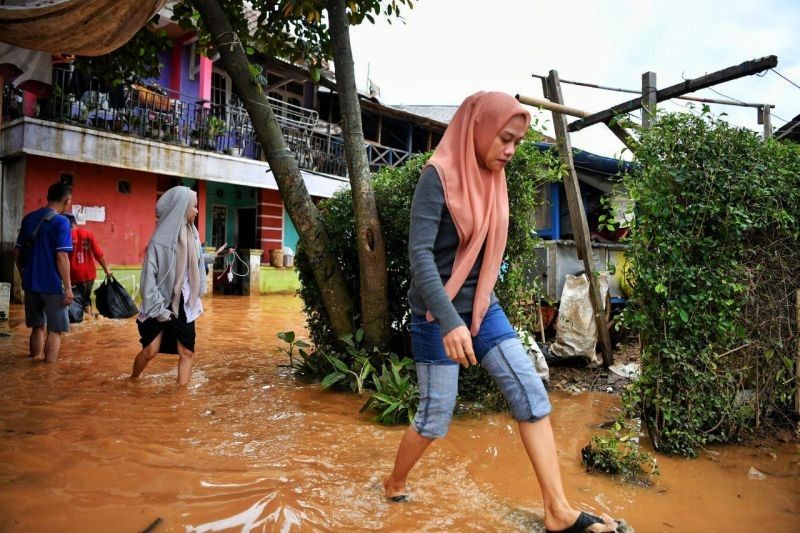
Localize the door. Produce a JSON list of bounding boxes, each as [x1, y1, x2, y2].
[[236, 207, 257, 250], [211, 205, 227, 249]]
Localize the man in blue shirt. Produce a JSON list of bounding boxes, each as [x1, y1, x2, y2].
[[13, 182, 74, 362]]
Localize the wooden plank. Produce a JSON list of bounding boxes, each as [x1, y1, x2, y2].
[[568, 55, 778, 132], [545, 70, 614, 366], [516, 94, 639, 153]]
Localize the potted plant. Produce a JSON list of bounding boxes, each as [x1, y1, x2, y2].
[[226, 142, 243, 157], [206, 116, 228, 152]]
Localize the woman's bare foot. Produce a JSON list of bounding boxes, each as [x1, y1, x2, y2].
[[382, 477, 408, 501]]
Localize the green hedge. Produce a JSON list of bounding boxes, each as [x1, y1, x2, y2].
[[621, 111, 800, 456]]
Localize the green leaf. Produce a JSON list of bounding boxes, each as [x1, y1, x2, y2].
[[321, 372, 345, 389], [277, 331, 295, 343], [329, 357, 351, 373], [679, 310, 689, 323]]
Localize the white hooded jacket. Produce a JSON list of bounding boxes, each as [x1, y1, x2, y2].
[[138, 186, 206, 322]]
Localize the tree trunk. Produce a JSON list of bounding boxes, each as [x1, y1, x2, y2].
[[327, 0, 390, 350], [192, 0, 354, 340]]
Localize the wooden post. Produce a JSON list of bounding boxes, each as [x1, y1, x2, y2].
[[568, 55, 778, 132], [545, 70, 614, 366], [758, 104, 773, 139], [642, 71, 657, 129]]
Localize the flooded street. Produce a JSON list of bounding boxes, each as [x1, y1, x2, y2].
[[0, 295, 798, 532]]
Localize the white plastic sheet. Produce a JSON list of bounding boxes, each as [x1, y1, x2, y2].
[[549, 273, 609, 364]]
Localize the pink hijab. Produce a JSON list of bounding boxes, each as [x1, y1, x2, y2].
[[426, 91, 531, 335]]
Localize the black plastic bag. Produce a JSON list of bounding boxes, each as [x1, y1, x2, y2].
[[94, 276, 138, 319], [67, 290, 84, 323]]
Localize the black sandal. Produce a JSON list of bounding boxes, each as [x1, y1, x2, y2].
[[545, 511, 618, 533]]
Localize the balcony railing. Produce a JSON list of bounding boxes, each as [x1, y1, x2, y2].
[[2, 67, 412, 178]]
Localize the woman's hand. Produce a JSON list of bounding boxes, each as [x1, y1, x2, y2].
[[214, 242, 228, 256], [442, 325, 477, 368]]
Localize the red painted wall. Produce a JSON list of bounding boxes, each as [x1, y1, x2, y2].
[[23, 155, 159, 266], [257, 189, 283, 262]]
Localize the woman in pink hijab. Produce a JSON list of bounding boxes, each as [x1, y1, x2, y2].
[[383, 92, 621, 533]]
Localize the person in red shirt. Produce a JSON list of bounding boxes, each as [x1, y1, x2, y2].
[[65, 215, 111, 318]]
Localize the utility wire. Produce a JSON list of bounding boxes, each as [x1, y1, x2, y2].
[[531, 73, 772, 108], [771, 69, 800, 91], [704, 85, 790, 124]]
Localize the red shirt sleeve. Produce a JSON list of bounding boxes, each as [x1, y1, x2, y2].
[[89, 232, 104, 259]]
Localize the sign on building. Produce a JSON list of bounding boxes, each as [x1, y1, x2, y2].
[[72, 204, 106, 225]]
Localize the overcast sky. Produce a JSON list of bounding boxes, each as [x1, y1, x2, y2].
[[349, 0, 800, 158]]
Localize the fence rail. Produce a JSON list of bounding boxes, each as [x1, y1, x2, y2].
[[2, 68, 413, 178]]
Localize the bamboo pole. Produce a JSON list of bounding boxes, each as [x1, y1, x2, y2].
[[516, 93, 639, 153]]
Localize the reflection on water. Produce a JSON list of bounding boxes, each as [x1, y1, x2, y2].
[[0, 295, 798, 532]]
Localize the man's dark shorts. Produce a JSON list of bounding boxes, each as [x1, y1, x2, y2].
[[73, 281, 94, 307], [24, 291, 69, 333]]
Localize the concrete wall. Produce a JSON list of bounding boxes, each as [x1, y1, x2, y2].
[[0, 157, 26, 301], [23, 155, 158, 266], [258, 265, 299, 294]]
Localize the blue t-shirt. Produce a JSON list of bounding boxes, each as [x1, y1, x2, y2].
[[15, 208, 73, 294]]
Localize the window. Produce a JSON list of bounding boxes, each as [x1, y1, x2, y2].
[[211, 67, 242, 119], [118, 180, 131, 194], [59, 172, 74, 186]]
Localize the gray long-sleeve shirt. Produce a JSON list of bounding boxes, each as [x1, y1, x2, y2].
[[407, 165, 498, 335]]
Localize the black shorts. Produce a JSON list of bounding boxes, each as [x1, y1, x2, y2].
[[73, 281, 94, 306], [137, 297, 196, 354]]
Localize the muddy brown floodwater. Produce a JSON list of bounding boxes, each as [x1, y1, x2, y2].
[[0, 295, 798, 532]]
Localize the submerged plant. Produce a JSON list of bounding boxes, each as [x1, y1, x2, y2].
[[276, 330, 311, 368], [581, 421, 658, 486], [321, 329, 374, 395], [361, 355, 419, 425], [276, 331, 333, 379]]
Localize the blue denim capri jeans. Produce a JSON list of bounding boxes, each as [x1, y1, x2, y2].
[[410, 303, 551, 439]]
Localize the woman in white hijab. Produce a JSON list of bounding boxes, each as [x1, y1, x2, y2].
[[131, 185, 207, 386]]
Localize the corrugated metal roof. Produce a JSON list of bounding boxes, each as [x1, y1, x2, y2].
[[388, 105, 460, 124]]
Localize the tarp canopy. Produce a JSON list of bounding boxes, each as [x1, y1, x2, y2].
[[0, 0, 167, 56]]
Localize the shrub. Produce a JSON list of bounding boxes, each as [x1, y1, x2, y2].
[[295, 135, 561, 408], [620, 110, 800, 456], [581, 421, 658, 485]]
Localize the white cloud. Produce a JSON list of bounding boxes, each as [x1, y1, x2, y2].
[[349, 0, 800, 156]]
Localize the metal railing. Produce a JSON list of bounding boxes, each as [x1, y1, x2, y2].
[[2, 68, 413, 178]]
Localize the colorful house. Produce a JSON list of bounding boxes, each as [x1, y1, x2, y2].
[[0, 11, 447, 302]]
